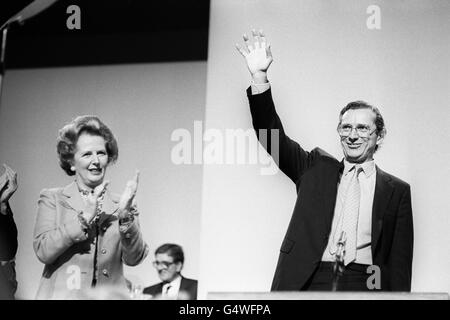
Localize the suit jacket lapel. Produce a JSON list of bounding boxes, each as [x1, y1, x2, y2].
[[61, 182, 119, 227], [97, 190, 119, 228], [371, 166, 394, 255], [101, 191, 119, 216], [324, 160, 345, 232], [157, 283, 164, 295], [179, 277, 186, 291], [62, 181, 84, 213]]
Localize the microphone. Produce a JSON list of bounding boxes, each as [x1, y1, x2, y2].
[[332, 231, 346, 291], [1, 0, 59, 30]]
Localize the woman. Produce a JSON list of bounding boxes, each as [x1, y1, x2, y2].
[[33, 115, 149, 299]]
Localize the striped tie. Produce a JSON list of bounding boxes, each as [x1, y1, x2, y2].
[[341, 165, 362, 265]]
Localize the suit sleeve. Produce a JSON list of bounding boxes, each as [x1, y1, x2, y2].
[[33, 189, 88, 264], [119, 215, 149, 266], [388, 185, 414, 291], [0, 202, 18, 261], [247, 87, 318, 183], [143, 283, 162, 296]]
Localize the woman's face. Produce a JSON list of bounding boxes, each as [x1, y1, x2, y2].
[[72, 133, 109, 189]]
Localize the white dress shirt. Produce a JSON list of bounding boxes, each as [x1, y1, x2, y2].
[[250, 81, 271, 95], [162, 274, 182, 298], [322, 160, 376, 265]]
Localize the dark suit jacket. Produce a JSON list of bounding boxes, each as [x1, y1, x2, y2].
[[248, 88, 414, 291], [0, 202, 18, 261], [0, 201, 18, 299], [143, 276, 198, 300]]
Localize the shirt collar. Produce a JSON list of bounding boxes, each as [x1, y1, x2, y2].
[[343, 159, 376, 178], [164, 274, 182, 287]]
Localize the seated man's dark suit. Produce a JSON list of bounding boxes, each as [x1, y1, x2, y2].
[[143, 276, 197, 300], [247, 88, 414, 291]]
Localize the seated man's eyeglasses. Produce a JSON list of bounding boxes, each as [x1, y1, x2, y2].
[[152, 260, 176, 269], [338, 124, 377, 138]]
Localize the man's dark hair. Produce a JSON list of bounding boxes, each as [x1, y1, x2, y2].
[[155, 243, 184, 264], [338, 100, 387, 151]]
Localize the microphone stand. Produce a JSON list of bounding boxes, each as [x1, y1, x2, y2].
[[0, 24, 10, 109], [0, 0, 59, 113], [0, 19, 21, 109], [332, 231, 346, 291]]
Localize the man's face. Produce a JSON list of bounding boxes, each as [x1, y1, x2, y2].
[[338, 108, 383, 163], [154, 253, 182, 283]]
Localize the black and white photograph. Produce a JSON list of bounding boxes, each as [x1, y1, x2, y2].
[[0, 0, 207, 301], [0, 0, 449, 314]]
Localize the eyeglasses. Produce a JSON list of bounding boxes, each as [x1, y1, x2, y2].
[[338, 124, 377, 138], [152, 261, 176, 269]]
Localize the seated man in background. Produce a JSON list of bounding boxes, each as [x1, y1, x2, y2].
[[0, 164, 18, 299], [144, 243, 197, 300]]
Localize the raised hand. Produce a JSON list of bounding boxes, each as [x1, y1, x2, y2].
[[118, 170, 139, 217], [0, 170, 7, 191], [0, 164, 18, 203], [236, 29, 273, 82], [83, 180, 109, 222]]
